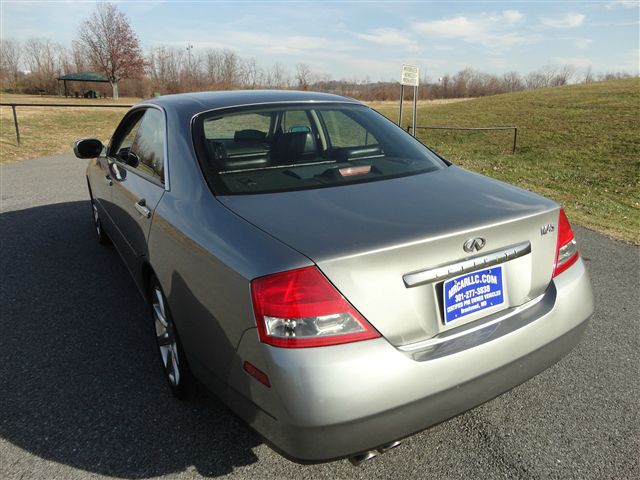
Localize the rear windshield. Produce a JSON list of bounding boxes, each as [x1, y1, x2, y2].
[[193, 103, 446, 195]]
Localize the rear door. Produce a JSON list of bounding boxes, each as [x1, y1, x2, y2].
[[106, 107, 167, 277]]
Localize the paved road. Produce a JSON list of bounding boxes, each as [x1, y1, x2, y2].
[[1, 154, 638, 480]]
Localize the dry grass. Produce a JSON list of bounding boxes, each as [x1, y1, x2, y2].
[[1, 82, 638, 244], [369, 97, 474, 107], [370, 79, 640, 244], [0, 94, 138, 163]]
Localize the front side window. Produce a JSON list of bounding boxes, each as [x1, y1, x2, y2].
[[110, 110, 144, 162], [109, 108, 166, 184], [131, 108, 165, 182], [193, 103, 446, 194]]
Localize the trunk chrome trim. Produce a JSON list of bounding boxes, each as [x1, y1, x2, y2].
[[397, 286, 552, 361], [403, 241, 531, 288]]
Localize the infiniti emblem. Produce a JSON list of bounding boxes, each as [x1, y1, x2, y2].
[[463, 237, 486, 253]]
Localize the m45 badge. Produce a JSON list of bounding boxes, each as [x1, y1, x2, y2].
[[540, 224, 555, 235]]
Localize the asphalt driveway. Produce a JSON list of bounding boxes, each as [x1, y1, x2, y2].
[[1, 153, 638, 479]]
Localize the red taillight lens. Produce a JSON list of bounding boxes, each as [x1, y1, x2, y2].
[[553, 208, 579, 277], [251, 266, 380, 348]]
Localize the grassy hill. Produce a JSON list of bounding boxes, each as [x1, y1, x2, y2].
[[371, 78, 640, 244], [1, 79, 638, 243]]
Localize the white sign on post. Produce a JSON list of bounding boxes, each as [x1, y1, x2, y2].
[[400, 64, 419, 87], [399, 64, 420, 135]]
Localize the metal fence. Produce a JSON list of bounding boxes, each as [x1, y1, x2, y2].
[[408, 125, 518, 154], [1, 103, 518, 155], [1, 102, 133, 145]]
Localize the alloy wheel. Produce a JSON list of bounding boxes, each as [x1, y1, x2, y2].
[[92, 201, 101, 237], [152, 286, 181, 387]]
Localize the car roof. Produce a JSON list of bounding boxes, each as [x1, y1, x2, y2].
[[142, 90, 363, 115]]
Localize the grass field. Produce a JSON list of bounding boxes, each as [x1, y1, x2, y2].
[[0, 94, 136, 163], [371, 78, 640, 244], [1, 80, 638, 243]]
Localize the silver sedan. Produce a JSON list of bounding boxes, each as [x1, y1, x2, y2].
[[74, 90, 593, 465]]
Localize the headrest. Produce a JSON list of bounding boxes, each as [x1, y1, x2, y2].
[[274, 132, 309, 164], [234, 129, 267, 142]]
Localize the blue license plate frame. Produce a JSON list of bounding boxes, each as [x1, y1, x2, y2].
[[443, 266, 505, 325]]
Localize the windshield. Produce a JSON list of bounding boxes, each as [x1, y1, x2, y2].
[[193, 103, 447, 194]]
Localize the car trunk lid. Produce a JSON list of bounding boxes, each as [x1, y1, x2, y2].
[[220, 166, 560, 346]]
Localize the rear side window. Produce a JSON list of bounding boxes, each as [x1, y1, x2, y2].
[[205, 113, 271, 140], [193, 103, 446, 195], [282, 110, 313, 133], [321, 110, 378, 148]]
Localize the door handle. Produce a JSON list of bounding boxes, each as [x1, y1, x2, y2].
[[104, 175, 112, 186], [135, 199, 151, 219]]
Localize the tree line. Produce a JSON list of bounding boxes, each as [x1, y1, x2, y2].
[[0, 3, 634, 100]]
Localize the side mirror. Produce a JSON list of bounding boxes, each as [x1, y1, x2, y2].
[[73, 138, 104, 159], [126, 151, 140, 168]]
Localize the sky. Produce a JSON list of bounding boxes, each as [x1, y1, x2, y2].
[[1, 0, 639, 82]]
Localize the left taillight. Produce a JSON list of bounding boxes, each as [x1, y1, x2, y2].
[[251, 266, 380, 348], [553, 208, 579, 277]]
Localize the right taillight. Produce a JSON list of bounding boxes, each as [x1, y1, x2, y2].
[[553, 208, 579, 277]]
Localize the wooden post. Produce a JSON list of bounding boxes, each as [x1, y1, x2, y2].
[[11, 105, 21, 145]]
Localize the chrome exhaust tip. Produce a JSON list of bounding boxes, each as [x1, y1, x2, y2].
[[349, 450, 379, 466], [377, 440, 402, 454], [349, 440, 402, 466]]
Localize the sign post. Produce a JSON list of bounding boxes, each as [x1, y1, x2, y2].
[[398, 84, 404, 128], [399, 64, 419, 136]]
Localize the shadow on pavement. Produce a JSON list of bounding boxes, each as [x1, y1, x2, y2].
[[0, 201, 261, 477]]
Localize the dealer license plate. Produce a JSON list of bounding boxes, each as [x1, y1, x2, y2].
[[443, 266, 505, 325]]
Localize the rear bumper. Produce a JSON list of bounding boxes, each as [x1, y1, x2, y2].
[[233, 258, 593, 462]]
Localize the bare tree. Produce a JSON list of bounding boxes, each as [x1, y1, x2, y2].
[[598, 71, 632, 81], [550, 65, 574, 86], [57, 45, 74, 75], [440, 74, 452, 98], [70, 40, 89, 73], [296, 63, 312, 90], [76, 2, 144, 98], [452, 68, 473, 97], [202, 49, 240, 89], [539, 64, 560, 87], [525, 71, 547, 89], [181, 45, 203, 90], [204, 49, 223, 87], [502, 71, 523, 92], [266, 62, 289, 88], [240, 57, 262, 88], [148, 46, 184, 93], [0, 38, 22, 91], [221, 50, 239, 88], [23, 38, 63, 93], [583, 66, 594, 83]]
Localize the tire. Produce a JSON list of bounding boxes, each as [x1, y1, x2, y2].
[[90, 197, 111, 245], [149, 277, 196, 400]]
